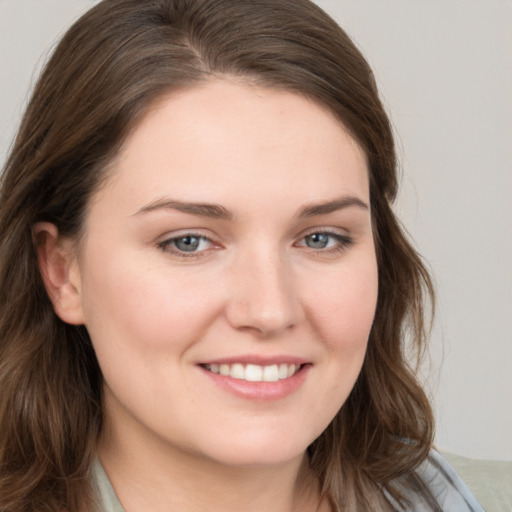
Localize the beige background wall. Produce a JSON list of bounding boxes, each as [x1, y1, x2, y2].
[[1, 0, 511, 461]]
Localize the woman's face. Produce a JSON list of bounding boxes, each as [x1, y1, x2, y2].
[[71, 80, 378, 467]]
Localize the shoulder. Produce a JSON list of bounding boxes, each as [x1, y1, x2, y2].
[[387, 449, 485, 512], [417, 450, 484, 511]]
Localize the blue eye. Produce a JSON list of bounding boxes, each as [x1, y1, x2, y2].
[[173, 235, 202, 252], [300, 231, 353, 252], [304, 232, 332, 249], [159, 234, 213, 255]]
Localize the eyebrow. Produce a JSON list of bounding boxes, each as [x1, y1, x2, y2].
[[134, 195, 368, 220], [135, 199, 233, 220], [297, 196, 369, 218]]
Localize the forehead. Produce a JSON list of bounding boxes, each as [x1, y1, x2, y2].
[[92, 80, 369, 216]]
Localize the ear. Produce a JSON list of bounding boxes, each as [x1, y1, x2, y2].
[[33, 222, 85, 325]]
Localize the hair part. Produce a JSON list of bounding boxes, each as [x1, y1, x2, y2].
[[0, 1, 435, 510]]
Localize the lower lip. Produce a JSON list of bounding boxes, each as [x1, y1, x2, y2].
[[199, 364, 311, 401]]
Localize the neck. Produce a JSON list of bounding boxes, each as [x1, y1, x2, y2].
[[97, 417, 327, 512]]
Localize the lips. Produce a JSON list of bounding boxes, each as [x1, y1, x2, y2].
[[198, 357, 311, 400], [203, 362, 301, 382]]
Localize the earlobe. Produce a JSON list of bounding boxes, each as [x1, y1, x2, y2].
[[32, 222, 85, 325]]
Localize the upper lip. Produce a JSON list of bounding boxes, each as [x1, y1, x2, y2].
[[198, 355, 310, 366]]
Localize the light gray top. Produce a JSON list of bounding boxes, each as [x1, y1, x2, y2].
[[92, 450, 484, 511], [92, 458, 125, 512], [386, 449, 485, 511]]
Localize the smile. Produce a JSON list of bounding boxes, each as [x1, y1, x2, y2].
[[203, 363, 302, 382]]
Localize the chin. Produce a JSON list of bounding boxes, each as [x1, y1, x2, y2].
[[208, 448, 305, 469], [191, 427, 315, 469]]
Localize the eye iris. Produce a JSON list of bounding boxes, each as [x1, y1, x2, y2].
[[174, 236, 200, 252], [306, 233, 330, 249]]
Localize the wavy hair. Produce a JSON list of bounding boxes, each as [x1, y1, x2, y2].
[[0, 0, 435, 510]]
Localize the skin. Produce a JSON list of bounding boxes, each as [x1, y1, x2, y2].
[[36, 80, 378, 512]]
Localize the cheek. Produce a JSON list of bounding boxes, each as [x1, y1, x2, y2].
[[78, 258, 223, 419], [79, 254, 221, 359], [295, 259, 378, 440], [308, 260, 378, 352]]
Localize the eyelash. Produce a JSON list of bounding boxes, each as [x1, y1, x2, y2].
[[297, 230, 354, 254], [157, 233, 215, 258], [157, 230, 354, 259]]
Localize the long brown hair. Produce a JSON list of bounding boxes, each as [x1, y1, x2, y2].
[[0, 0, 435, 510]]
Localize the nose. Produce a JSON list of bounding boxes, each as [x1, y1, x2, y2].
[[225, 248, 302, 337]]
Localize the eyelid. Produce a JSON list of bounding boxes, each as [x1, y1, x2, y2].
[[295, 226, 351, 241], [156, 230, 221, 258], [294, 227, 354, 252]]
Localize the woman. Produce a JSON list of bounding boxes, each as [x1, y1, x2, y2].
[[0, 0, 483, 510]]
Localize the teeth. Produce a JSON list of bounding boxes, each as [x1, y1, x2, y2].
[[245, 364, 263, 381], [263, 365, 279, 382], [204, 362, 301, 382], [231, 363, 245, 379]]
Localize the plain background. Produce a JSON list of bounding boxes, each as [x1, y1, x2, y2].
[[0, 0, 511, 461]]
